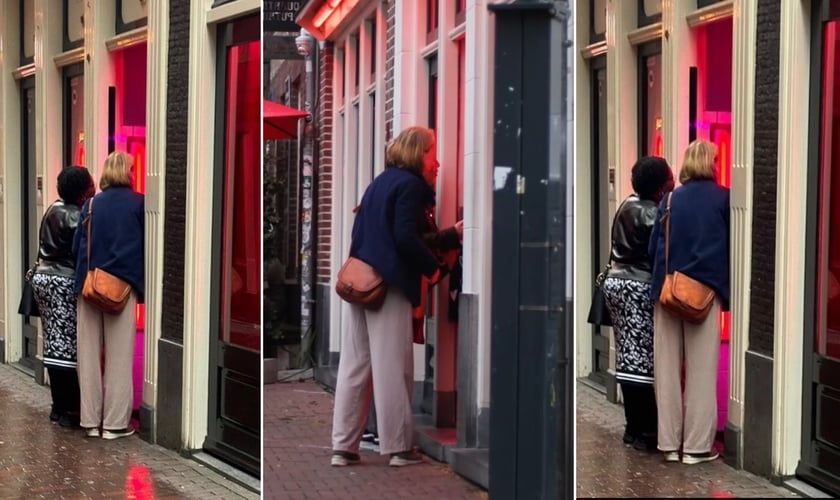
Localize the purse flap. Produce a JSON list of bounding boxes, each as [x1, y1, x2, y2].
[[337, 257, 383, 293], [92, 269, 131, 302], [671, 272, 714, 310]]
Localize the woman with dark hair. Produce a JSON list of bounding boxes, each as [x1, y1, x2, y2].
[[601, 156, 674, 451], [31, 165, 95, 427], [331, 126, 443, 468], [74, 151, 144, 440]]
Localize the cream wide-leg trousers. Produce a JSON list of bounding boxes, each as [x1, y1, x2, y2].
[[331, 288, 414, 455], [653, 299, 722, 454], [76, 293, 137, 431]]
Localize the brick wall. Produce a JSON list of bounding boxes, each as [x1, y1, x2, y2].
[[384, 0, 395, 141], [316, 43, 335, 285], [161, 0, 190, 343], [748, 0, 780, 357]]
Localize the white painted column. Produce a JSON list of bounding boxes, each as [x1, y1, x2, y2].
[[574, 0, 594, 378], [0, 0, 24, 363], [181, 0, 216, 450], [34, 0, 63, 205], [466, 0, 494, 410], [607, 0, 640, 204], [772, 0, 810, 478], [661, 0, 696, 169], [83, 0, 116, 177], [144, 0, 169, 423], [728, 0, 757, 469]]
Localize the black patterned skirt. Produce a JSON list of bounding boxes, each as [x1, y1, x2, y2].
[[601, 277, 654, 385], [31, 273, 78, 368]]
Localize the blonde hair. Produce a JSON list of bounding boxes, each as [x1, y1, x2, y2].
[[99, 151, 134, 190], [385, 126, 435, 174], [679, 140, 718, 184]]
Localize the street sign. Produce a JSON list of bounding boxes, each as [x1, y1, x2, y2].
[[264, 1, 304, 32]]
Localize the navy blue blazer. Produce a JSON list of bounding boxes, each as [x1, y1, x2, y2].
[[73, 187, 145, 303], [350, 166, 440, 307], [649, 179, 730, 311]]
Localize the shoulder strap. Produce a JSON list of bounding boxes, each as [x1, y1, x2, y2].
[[664, 192, 672, 273], [86, 197, 94, 270]]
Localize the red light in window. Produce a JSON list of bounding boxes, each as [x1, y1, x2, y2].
[[654, 133, 663, 156]]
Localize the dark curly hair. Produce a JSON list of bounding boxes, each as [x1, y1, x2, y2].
[[57, 166, 93, 207], [631, 156, 673, 201]]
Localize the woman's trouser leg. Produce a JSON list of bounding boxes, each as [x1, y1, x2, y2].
[[102, 294, 138, 430], [331, 302, 374, 453], [367, 289, 414, 455], [654, 303, 685, 452], [682, 300, 721, 454], [77, 297, 104, 429], [620, 382, 639, 439]]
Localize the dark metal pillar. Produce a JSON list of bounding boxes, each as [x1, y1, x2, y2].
[[488, 2, 573, 499]]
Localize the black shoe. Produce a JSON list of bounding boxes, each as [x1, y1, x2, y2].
[[50, 407, 60, 423], [623, 432, 635, 446], [632, 435, 658, 451], [58, 414, 80, 428]]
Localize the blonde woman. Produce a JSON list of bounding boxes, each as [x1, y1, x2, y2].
[[331, 126, 442, 468], [73, 151, 145, 439], [648, 140, 730, 464]]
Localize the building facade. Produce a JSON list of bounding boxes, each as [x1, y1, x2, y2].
[[0, 0, 261, 483], [295, 0, 512, 487], [576, 0, 840, 495]]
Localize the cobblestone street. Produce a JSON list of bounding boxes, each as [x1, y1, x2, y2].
[[576, 380, 800, 498], [0, 362, 257, 499], [263, 379, 485, 500]]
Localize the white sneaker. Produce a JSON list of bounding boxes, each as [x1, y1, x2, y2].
[[102, 428, 135, 440], [389, 451, 424, 467], [682, 451, 719, 465], [330, 451, 360, 467], [663, 451, 680, 462], [84, 427, 100, 438]]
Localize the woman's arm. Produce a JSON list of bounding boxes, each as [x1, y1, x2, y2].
[[393, 182, 441, 278]]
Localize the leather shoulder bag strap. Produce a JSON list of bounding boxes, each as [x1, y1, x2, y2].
[[86, 197, 94, 270], [663, 192, 672, 273]]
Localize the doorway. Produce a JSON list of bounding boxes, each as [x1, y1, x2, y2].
[[799, 0, 840, 495], [205, 14, 261, 477], [19, 76, 38, 374], [588, 55, 612, 391]]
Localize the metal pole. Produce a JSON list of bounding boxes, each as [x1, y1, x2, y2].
[[488, 2, 573, 499], [296, 29, 316, 367]]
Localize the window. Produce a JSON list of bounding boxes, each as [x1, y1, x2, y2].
[[428, 56, 438, 129], [353, 33, 360, 95], [369, 17, 377, 79], [426, 0, 439, 44], [64, 65, 84, 166], [638, 44, 663, 157], [815, 19, 840, 359], [64, 0, 84, 51], [638, 0, 662, 27], [455, 0, 466, 26]]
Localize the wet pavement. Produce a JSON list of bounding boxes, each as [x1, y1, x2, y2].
[[576, 380, 800, 498], [263, 379, 485, 500], [0, 361, 257, 499]]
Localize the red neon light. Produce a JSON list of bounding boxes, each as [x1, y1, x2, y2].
[[714, 128, 732, 342], [654, 133, 663, 157]]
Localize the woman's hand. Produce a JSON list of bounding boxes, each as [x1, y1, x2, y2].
[[454, 220, 464, 238]]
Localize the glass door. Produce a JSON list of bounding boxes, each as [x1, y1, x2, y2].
[[800, 1, 840, 495], [20, 77, 38, 372], [205, 14, 261, 477]]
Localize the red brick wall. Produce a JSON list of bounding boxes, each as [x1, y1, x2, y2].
[[316, 42, 335, 285]]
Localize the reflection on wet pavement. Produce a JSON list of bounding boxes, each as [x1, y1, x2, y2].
[[576, 381, 799, 498], [0, 363, 257, 499]]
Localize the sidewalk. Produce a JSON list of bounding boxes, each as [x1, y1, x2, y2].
[[576, 380, 800, 498], [0, 361, 257, 499], [263, 379, 486, 500]]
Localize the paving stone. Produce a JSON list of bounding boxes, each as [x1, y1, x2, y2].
[[576, 380, 800, 498], [264, 380, 484, 499], [0, 363, 257, 499]]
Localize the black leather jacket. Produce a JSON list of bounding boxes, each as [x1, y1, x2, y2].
[[606, 194, 658, 282], [35, 200, 80, 277]]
